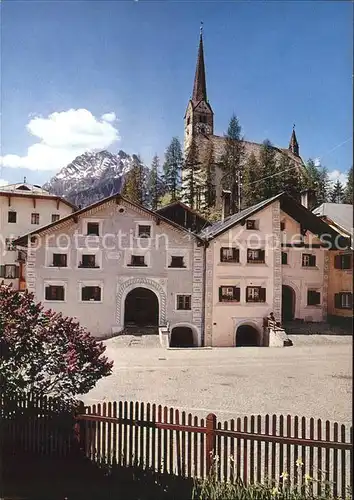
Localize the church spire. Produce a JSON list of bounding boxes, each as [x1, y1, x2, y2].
[[192, 23, 207, 103], [289, 124, 299, 156]]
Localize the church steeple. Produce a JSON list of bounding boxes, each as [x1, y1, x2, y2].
[[289, 124, 299, 156], [192, 23, 207, 103]]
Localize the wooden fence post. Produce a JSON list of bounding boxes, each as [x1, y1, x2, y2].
[[206, 413, 217, 475], [73, 400, 86, 455]]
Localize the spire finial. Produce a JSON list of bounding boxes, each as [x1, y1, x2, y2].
[[24, 176, 27, 183], [289, 124, 299, 156], [293, 122, 295, 130], [200, 21, 203, 36]]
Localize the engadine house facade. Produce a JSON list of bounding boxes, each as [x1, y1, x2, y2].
[[14, 190, 349, 348]]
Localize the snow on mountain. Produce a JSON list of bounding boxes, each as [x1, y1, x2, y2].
[[43, 150, 143, 208]]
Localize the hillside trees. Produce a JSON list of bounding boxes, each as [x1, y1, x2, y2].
[[163, 137, 183, 202]]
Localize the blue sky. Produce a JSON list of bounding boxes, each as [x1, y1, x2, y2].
[[0, 0, 352, 187]]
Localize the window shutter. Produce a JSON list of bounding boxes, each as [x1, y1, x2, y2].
[[310, 255, 316, 267], [14, 266, 19, 278], [234, 287, 240, 302], [307, 290, 313, 305], [334, 255, 341, 269], [314, 291, 320, 305], [219, 287, 223, 302], [260, 250, 265, 262], [348, 294, 353, 309], [334, 293, 341, 309], [220, 248, 224, 262], [0, 265, 5, 278], [59, 287, 65, 301], [260, 287, 266, 302], [233, 248, 240, 262], [45, 287, 50, 301]]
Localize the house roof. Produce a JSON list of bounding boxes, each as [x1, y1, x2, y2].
[[200, 192, 350, 248], [156, 200, 210, 224], [0, 182, 77, 210], [312, 203, 353, 236], [13, 193, 204, 246]]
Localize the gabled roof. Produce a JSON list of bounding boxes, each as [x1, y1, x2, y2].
[[0, 183, 77, 210], [312, 203, 353, 236], [156, 200, 210, 224], [14, 193, 204, 246], [200, 192, 350, 248]]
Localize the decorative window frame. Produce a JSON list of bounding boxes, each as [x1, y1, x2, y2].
[[175, 293, 192, 311], [43, 280, 67, 303], [124, 248, 151, 268], [81, 218, 103, 237], [245, 219, 259, 230], [45, 248, 71, 268], [78, 280, 104, 304], [135, 221, 153, 240], [166, 248, 190, 270], [76, 248, 102, 269]]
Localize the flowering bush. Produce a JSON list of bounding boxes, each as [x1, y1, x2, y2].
[[0, 283, 113, 399]]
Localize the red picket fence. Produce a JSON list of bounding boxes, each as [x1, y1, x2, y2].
[[1, 394, 352, 498], [77, 401, 353, 498]]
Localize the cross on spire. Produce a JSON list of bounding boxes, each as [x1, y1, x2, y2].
[[289, 125, 299, 156]]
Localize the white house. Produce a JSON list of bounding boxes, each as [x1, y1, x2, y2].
[[0, 182, 76, 290], [200, 192, 346, 347], [15, 194, 205, 345]]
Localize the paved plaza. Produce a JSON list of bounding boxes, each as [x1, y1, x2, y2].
[[83, 335, 352, 426]]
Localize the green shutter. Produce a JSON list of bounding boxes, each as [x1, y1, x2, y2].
[[0, 266, 5, 278], [260, 287, 266, 302], [233, 248, 240, 262], [235, 287, 240, 302], [219, 287, 223, 302], [334, 255, 341, 269], [334, 293, 341, 309], [310, 255, 316, 267], [14, 266, 19, 278]]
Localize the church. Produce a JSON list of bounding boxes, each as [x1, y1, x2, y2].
[[183, 28, 305, 209]]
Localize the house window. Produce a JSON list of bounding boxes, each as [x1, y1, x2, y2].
[[176, 295, 191, 310], [81, 286, 102, 302], [52, 253, 67, 267], [335, 292, 352, 309], [302, 254, 316, 267], [246, 219, 257, 230], [1, 265, 18, 279], [79, 254, 98, 268], [31, 213, 40, 225], [169, 256, 185, 268], [307, 290, 321, 306], [5, 238, 15, 251], [129, 255, 146, 267], [51, 214, 60, 223], [281, 252, 288, 265], [138, 225, 151, 238], [334, 254, 352, 270], [246, 286, 266, 303], [87, 222, 99, 236], [8, 211, 17, 223], [220, 247, 239, 263], [45, 285, 65, 301], [247, 249, 265, 264], [280, 221, 286, 231], [219, 286, 240, 302]]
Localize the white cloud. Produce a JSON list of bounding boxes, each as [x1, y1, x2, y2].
[[0, 109, 120, 171], [101, 112, 117, 123], [0, 179, 9, 187], [328, 169, 348, 186], [314, 158, 321, 167]]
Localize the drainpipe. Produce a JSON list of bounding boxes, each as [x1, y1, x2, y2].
[[200, 240, 208, 346]]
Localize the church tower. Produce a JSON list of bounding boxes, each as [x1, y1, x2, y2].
[[289, 125, 300, 156], [184, 25, 214, 152]]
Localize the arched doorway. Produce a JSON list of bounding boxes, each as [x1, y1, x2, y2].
[[236, 325, 260, 347], [124, 287, 159, 327], [170, 327, 195, 347], [282, 285, 295, 322]]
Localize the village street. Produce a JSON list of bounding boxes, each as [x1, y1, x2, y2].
[[83, 336, 352, 426]]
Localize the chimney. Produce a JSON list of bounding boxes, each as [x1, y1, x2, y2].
[[221, 190, 231, 221], [300, 189, 316, 210]]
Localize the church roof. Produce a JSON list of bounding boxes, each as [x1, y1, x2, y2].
[[196, 134, 304, 166]]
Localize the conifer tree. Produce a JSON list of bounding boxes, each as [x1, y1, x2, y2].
[[200, 141, 216, 216], [278, 153, 303, 202], [182, 137, 200, 209], [147, 154, 163, 210], [122, 155, 146, 205], [343, 166, 353, 204], [330, 179, 345, 203], [163, 137, 183, 202], [242, 152, 263, 207], [303, 159, 330, 205], [258, 140, 281, 200], [220, 115, 245, 214]]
